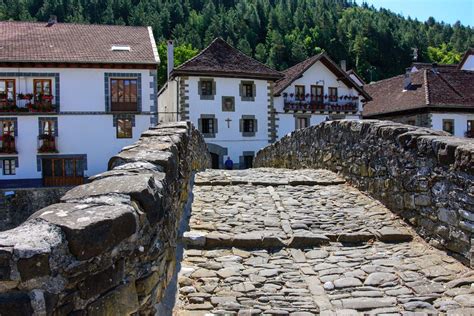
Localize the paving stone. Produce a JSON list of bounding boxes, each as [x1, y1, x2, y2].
[[175, 169, 473, 315]]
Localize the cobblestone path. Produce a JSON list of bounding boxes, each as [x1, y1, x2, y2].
[[175, 169, 474, 315]]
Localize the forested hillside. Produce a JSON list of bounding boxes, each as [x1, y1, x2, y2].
[[1, 0, 473, 84]]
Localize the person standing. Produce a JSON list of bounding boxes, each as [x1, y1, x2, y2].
[[224, 157, 234, 170]]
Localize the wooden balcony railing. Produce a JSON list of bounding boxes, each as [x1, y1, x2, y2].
[[283, 99, 359, 113]]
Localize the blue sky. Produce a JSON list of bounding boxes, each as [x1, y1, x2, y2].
[[356, 0, 473, 26]]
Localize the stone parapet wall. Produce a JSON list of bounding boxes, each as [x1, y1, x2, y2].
[[0, 188, 69, 232], [0, 122, 210, 315], [255, 120, 474, 267]]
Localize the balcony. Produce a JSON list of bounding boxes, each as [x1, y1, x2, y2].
[[0, 94, 57, 114], [0, 134, 17, 154], [465, 130, 474, 138], [38, 134, 58, 153], [283, 94, 359, 113]]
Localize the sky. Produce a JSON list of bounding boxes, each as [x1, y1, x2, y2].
[[356, 0, 473, 26]]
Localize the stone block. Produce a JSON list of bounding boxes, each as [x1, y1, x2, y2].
[[438, 208, 458, 226], [78, 260, 125, 299], [87, 282, 139, 316], [0, 292, 33, 315], [288, 234, 330, 248], [136, 271, 161, 299], [62, 174, 164, 224], [0, 250, 11, 281], [35, 203, 137, 260], [376, 227, 413, 242], [17, 253, 50, 281]]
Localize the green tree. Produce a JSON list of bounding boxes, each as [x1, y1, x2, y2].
[[427, 44, 462, 64], [157, 42, 199, 86]]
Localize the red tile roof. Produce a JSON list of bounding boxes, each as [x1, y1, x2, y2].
[[171, 38, 283, 80], [363, 66, 474, 117], [0, 21, 159, 65], [273, 52, 371, 100]]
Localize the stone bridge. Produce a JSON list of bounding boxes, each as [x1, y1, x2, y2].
[[0, 120, 473, 315]]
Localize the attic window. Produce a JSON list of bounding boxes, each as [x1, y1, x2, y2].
[[111, 45, 131, 52]]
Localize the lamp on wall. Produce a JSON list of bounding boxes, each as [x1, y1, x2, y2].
[[316, 80, 325, 85]]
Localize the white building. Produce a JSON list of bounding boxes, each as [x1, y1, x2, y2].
[[273, 53, 372, 139], [364, 52, 474, 138], [158, 38, 282, 169], [0, 21, 159, 188]]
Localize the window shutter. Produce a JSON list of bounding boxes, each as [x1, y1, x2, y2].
[[252, 83, 256, 97], [239, 83, 242, 97], [55, 119, 59, 136], [254, 119, 258, 132], [198, 81, 202, 96], [239, 119, 243, 132], [198, 118, 202, 133], [212, 81, 216, 96], [214, 118, 218, 134], [15, 158, 19, 168]]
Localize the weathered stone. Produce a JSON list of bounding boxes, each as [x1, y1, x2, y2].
[[288, 234, 330, 247], [87, 282, 139, 315], [340, 297, 397, 310], [364, 272, 397, 286], [62, 174, 164, 224], [305, 249, 329, 259], [376, 227, 413, 242], [0, 292, 33, 315], [333, 277, 363, 289], [17, 253, 50, 281], [35, 203, 136, 260]]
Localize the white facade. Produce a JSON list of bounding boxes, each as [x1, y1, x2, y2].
[[274, 60, 364, 139], [158, 75, 272, 168], [430, 112, 474, 138], [0, 67, 157, 187]]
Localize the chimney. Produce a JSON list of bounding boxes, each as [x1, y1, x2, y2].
[[340, 60, 347, 71], [403, 68, 412, 90], [167, 40, 174, 80], [47, 15, 57, 27]]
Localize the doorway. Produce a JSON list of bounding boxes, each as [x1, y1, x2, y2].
[[210, 153, 219, 169], [42, 157, 85, 186]]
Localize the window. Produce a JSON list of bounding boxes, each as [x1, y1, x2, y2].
[[240, 116, 257, 137], [442, 119, 454, 134], [0, 79, 15, 106], [295, 116, 310, 130], [110, 79, 138, 112], [34, 79, 52, 104], [1, 120, 16, 153], [201, 80, 213, 96], [201, 118, 215, 134], [243, 119, 255, 133], [117, 118, 133, 138], [311, 85, 324, 103], [243, 84, 253, 97], [466, 120, 474, 138], [295, 85, 305, 101], [329, 87, 338, 102], [2, 159, 16, 175], [39, 119, 57, 153]]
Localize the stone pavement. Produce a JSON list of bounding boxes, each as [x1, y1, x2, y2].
[[174, 168, 474, 315]]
